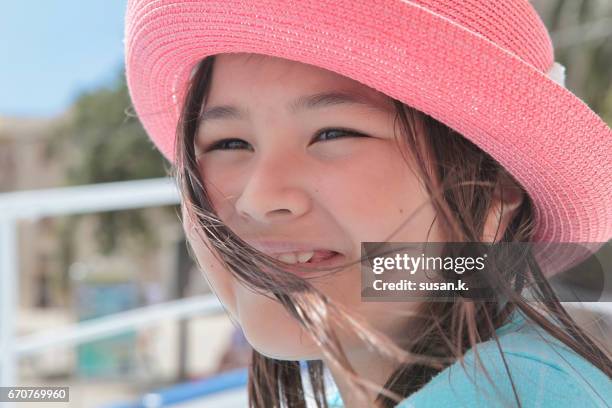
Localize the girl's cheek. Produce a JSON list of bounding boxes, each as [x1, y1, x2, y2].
[[182, 216, 239, 319]]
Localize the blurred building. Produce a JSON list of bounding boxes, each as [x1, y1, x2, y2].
[[0, 114, 70, 309]]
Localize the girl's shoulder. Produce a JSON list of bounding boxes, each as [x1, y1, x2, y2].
[[326, 311, 611, 408], [396, 311, 611, 407]]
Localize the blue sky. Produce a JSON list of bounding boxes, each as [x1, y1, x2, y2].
[[0, 0, 128, 117]]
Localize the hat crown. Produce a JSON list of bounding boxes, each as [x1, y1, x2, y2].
[[412, 0, 554, 72], [125, 0, 555, 73]]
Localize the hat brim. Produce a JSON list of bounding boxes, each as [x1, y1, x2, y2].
[[125, 0, 612, 275]]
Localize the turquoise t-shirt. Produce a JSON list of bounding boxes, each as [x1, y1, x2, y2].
[[326, 310, 611, 407]]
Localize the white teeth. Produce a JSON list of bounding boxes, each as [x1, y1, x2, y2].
[[277, 253, 297, 263], [297, 251, 315, 263], [276, 251, 315, 264]]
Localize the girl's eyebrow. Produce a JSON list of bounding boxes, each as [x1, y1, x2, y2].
[[198, 90, 392, 125]]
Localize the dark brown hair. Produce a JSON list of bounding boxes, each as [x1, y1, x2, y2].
[[172, 54, 611, 407]]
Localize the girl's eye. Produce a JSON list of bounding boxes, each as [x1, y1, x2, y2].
[[314, 128, 368, 143], [204, 128, 368, 152], [206, 138, 251, 152]]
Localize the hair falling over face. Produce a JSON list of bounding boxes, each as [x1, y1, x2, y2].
[[171, 55, 612, 408]]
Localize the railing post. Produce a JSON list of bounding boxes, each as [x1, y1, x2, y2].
[[0, 218, 18, 388]]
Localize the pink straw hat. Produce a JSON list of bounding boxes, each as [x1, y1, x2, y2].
[[124, 0, 612, 276]]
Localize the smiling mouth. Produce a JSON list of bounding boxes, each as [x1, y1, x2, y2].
[[281, 251, 346, 274]]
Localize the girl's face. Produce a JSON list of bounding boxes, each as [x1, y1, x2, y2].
[[184, 53, 444, 359]]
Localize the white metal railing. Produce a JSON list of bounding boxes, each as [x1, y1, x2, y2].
[[14, 295, 224, 358], [0, 177, 180, 219], [0, 177, 189, 387]]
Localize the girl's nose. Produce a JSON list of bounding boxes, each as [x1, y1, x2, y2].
[[234, 152, 312, 224]]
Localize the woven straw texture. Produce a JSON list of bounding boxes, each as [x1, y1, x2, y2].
[[124, 0, 612, 276]]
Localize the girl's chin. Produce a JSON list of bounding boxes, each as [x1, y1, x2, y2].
[[252, 346, 322, 361], [242, 328, 321, 360]]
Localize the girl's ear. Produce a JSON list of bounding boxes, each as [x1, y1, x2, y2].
[[482, 172, 524, 242]]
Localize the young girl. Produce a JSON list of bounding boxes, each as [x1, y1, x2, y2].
[[124, 0, 612, 406]]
